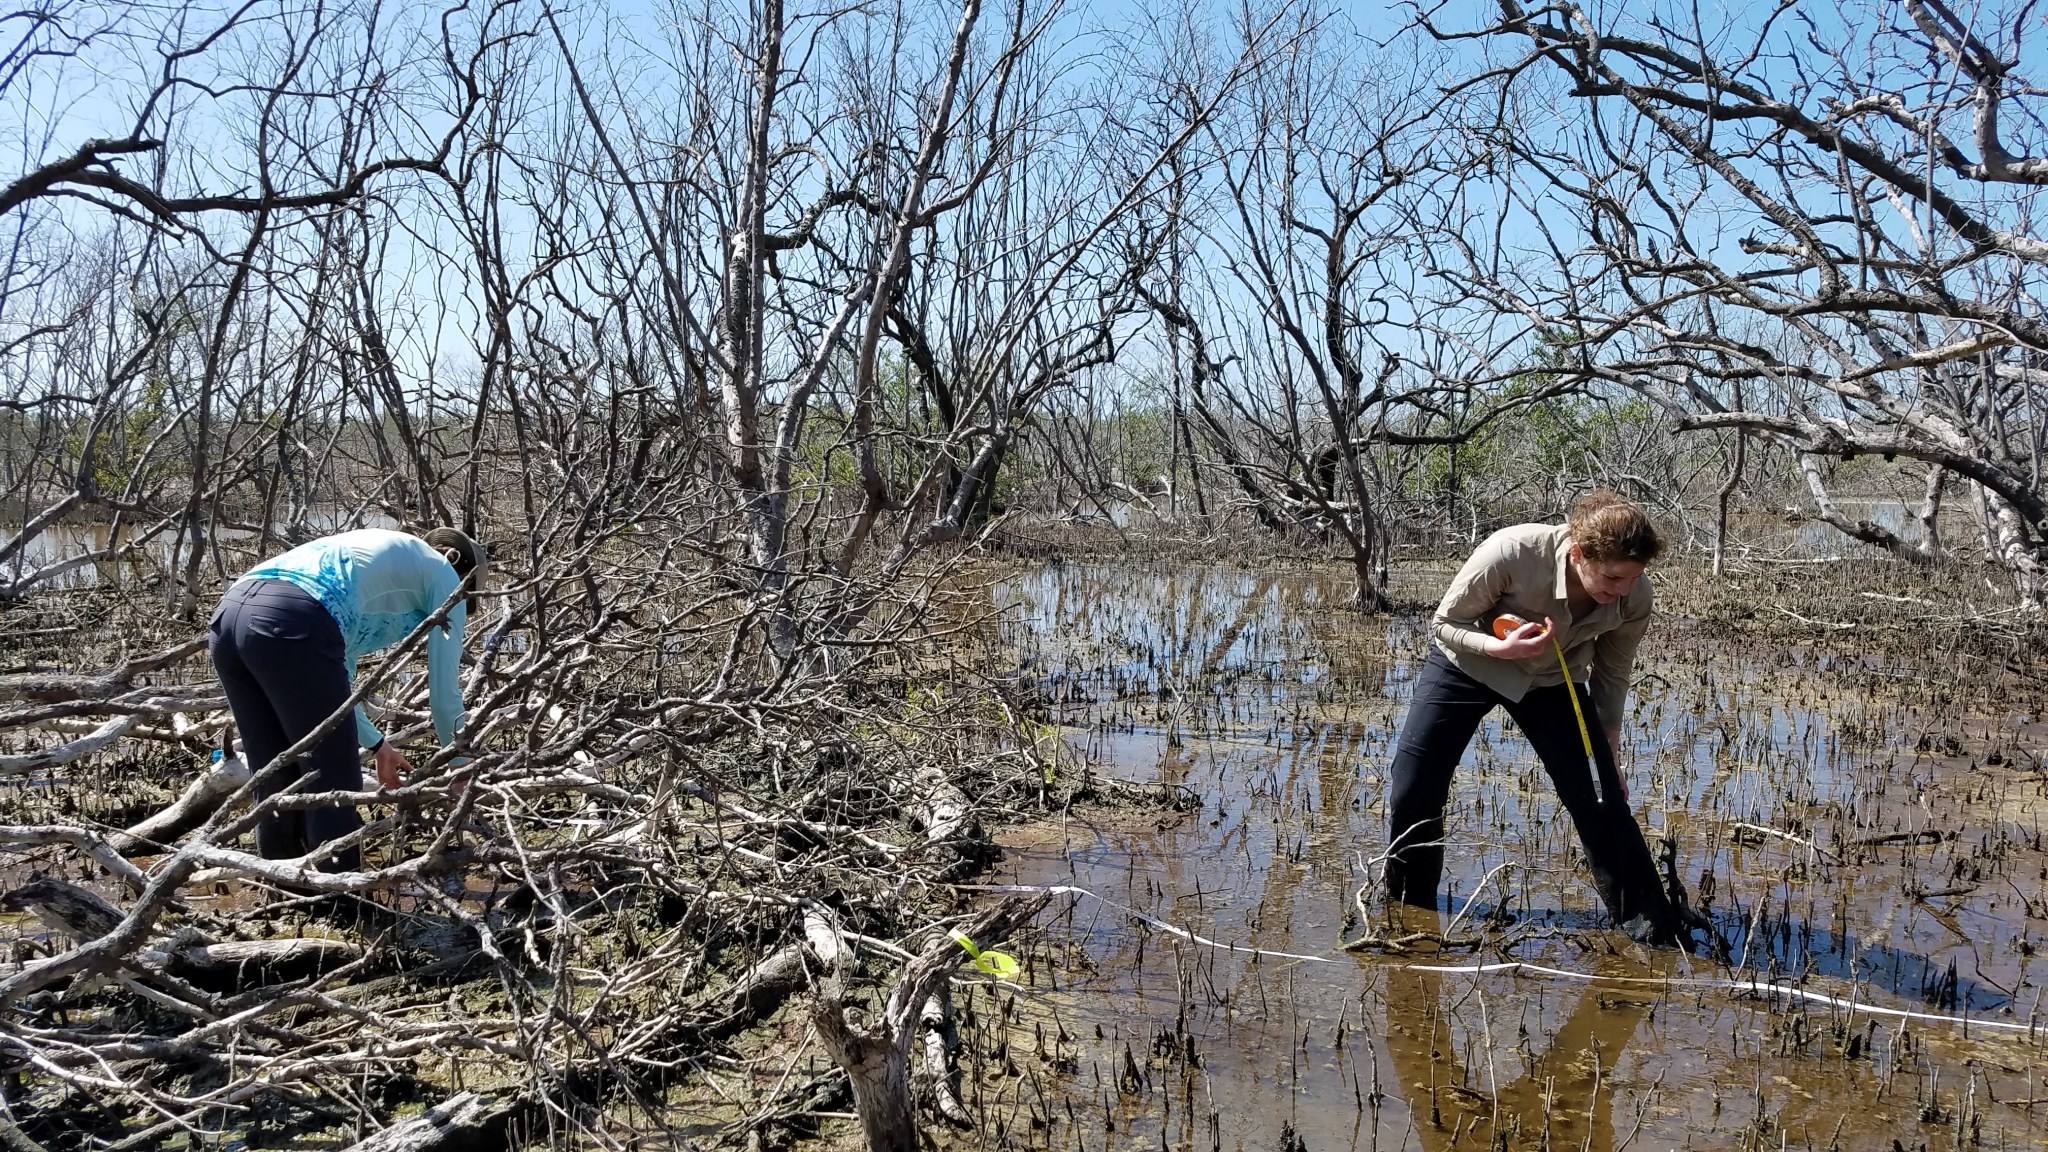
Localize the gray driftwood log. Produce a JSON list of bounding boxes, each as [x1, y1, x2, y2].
[[108, 752, 251, 856], [336, 1091, 521, 1152]]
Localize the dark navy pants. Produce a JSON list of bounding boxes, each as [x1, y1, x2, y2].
[[208, 579, 362, 872], [1386, 649, 1674, 930]]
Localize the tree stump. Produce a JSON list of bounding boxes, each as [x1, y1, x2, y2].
[[809, 893, 1048, 1152]]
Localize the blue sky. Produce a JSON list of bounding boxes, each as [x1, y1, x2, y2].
[[7, 0, 2045, 416]]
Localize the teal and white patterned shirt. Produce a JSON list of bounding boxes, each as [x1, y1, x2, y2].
[[240, 529, 467, 751]]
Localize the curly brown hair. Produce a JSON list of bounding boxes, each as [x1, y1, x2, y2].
[[1566, 490, 1664, 564]]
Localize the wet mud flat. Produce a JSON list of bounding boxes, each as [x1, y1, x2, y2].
[[979, 561, 2048, 1152]]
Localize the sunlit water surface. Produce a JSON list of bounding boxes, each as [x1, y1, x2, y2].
[[984, 562, 2048, 1152]]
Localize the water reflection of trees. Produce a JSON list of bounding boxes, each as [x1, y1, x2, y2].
[[1379, 957, 1649, 1152]]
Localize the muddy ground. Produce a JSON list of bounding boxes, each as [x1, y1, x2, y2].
[[2, 553, 2044, 1152]]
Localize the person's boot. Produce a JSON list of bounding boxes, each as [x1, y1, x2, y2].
[[1617, 912, 1690, 951]]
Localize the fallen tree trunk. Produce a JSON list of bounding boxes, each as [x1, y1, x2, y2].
[[0, 716, 140, 776], [167, 937, 366, 984], [109, 753, 251, 856], [904, 760, 993, 879], [697, 941, 810, 1043], [0, 636, 208, 704], [919, 989, 971, 1127], [906, 760, 977, 847], [336, 1091, 521, 1152]]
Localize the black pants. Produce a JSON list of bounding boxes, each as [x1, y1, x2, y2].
[[1386, 649, 1674, 930], [208, 579, 362, 872]]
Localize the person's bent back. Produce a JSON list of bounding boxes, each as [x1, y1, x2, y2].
[[208, 527, 481, 873]]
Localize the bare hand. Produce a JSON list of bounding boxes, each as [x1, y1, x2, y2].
[[1486, 615, 1556, 660], [373, 741, 412, 790]]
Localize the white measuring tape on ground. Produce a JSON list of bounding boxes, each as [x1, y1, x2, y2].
[[1406, 959, 2040, 1035], [959, 882, 1338, 964], [965, 883, 2043, 1039]]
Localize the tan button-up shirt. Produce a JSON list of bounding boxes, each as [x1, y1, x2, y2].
[[1430, 523, 1652, 726]]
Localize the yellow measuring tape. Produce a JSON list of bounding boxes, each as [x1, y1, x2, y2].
[[1550, 635, 1594, 759], [1549, 634, 1606, 805]]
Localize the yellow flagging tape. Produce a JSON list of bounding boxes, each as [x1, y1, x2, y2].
[[948, 928, 1022, 979]]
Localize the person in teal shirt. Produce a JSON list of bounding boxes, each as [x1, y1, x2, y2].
[[208, 527, 484, 871]]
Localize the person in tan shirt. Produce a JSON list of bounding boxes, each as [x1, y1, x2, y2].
[[1386, 490, 1683, 945]]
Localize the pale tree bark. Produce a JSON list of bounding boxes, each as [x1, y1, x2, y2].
[[1712, 397, 1746, 576], [1913, 464, 1949, 564]]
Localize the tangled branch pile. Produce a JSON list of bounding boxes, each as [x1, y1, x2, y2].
[[0, 539, 1082, 1148]]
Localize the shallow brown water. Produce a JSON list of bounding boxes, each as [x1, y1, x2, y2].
[[982, 562, 2048, 1152]]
